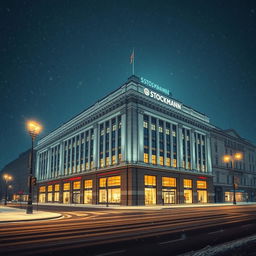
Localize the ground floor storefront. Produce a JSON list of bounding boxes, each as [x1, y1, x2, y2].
[[214, 186, 256, 203], [37, 166, 214, 206]]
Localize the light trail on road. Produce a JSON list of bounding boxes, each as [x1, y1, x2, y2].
[[1, 205, 256, 256]]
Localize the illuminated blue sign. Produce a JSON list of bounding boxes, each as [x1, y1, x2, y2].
[[140, 77, 170, 95]]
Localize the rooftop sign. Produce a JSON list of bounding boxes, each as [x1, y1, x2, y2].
[[140, 77, 170, 95], [143, 88, 182, 110]]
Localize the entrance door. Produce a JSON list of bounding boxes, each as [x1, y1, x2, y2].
[[162, 189, 176, 204], [145, 188, 156, 205], [63, 192, 70, 204]]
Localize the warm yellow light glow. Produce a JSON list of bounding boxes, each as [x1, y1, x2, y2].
[[223, 155, 231, 163], [234, 153, 243, 161], [26, 120, 42, 137], [3, 174, 12, 181]]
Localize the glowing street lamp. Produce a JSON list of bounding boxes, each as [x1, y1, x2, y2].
[[3, 174, 13, 205], [223, 152, 243, 205], [26, 120, 42, 214]]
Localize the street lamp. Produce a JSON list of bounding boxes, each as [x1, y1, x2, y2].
[[223, 152, 243, 205], [3, 174, 12, 205], [26, 120, 42, 214]]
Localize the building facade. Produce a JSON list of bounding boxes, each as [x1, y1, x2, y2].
[[35, 75, 215, 205], [0, 150, 33, 202], [211, 129, 256, 203]]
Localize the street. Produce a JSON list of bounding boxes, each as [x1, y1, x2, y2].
[[1, 204, 256, 255]]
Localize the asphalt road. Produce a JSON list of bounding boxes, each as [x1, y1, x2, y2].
[[1, 204, 256, 256]]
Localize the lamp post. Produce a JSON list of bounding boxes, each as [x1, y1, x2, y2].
[[26, 120, 42, 214], [3, 174, 12, 205], [223, 152, 243, 205]]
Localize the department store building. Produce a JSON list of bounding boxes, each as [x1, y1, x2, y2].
[[35, 75, 215, 205]]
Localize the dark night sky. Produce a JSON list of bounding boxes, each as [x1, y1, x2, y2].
[[1, 0, 256, 170]]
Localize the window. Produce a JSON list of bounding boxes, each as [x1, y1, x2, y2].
[[84, 180, 92, 189], [63, 183, 70, 191], [108, 176, 121, 186], [197, 180, 207, 189], [39, 186, 46, 193], [159, 156, 164, 165], [144, 153, 149, 163], [48, 185, 53, 192], [162, 177, 176, 187], [144, 175, 156, 186], [73, 181, 81, 190], [184, 179, 192, 188], [152, 155, 156, 164], [54, 184, 60, 191]]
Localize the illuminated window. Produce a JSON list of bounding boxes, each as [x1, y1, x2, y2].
[[54, 184, 60, 191], [84, 179, 92, 189], [47, 193, 52, 202], [54, 192, 59, 201], [166, 157, 171, 166], [144, 153, 149, 163], [162, 177, 176, 187], [172, 131, 176, 137], [144, 175, 156, 186], [48, 185, 53, 192], [84, 190, 92, 204], [143, 121, 148, 128], [197, 180, 207, 189], [63, 183, 70, 191], [182, 161, 185, 168], [100, 129, 104, 136], [99, 178, 106, 187], [160, 156, 164, 165], [118, 154, 122, 162], [90, 161, 94, 168], [152, 155, 156, 164], [108, 176, 121, 186], [100, 159, 104, 168], [159, 126, 163, 132], [166, 129, 170, 135], [112, 124, 117, 131], [106, 157, 110, 166], [112, 155, 116, 164], [39, 186, 46, 193], [172, 159, 177, 168], [151, 124, 156, 130], [145, 188, 156, 205], [184, 179, 192, 188], [73, 181, 81, 190]]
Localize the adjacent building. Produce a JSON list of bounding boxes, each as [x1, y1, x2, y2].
[[211, 129, 256, 203], [35, 75, 215, 205], [0, 150, 32, 202]]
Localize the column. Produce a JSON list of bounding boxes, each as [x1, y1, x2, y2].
[[59, 141, 64, 177], [138, 110, 144, 163], [156, 118, 160, 165], [200, 134, 203, 172], [170, 124, 174, 167], [185, 129, 188, 169], [121, 113, 126, 163], [47, 148, 51, 179], [163, 121, 167, 166], [177, 124, 183, 169], [148, 116, 152, 164], [88, 129, 91, 170], [191, 129, 196, 170], [115, 116, 118, 164], [93, 124, 98, 169], [206, 134, 212, 173], [109, 118, 112, 165]]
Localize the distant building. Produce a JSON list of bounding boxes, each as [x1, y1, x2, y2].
[[211, 129, 256, 203], [0, 150, 33, 202], [35, 75, 214, 205]]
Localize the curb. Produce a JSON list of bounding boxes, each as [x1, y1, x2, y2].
[[0, 213, 62, 223]]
